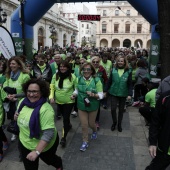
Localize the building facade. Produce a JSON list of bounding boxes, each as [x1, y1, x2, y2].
[[61, 3, 97, 47], [0, 0, 78, 51], [96, 1, 151, 49]]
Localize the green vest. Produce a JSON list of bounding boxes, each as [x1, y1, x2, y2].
[[77, 77, 100, 111], [50, 62, 58, 75], [0, 87, 4, 126], [108, 69, 130, 97]]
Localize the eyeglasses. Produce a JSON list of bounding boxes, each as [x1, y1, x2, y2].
[[80, 62, 84, 64], [27, 90, 40, 95], [82, 68, 91, 72], [92, 61, 99, 64]]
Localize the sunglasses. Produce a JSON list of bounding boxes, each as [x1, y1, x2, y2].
[[92, 61, 99, 64], [83, 68, 91, 72]]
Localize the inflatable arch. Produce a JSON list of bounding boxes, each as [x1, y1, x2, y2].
[[11, 0, 159, 69]]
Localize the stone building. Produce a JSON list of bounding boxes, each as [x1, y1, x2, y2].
[[0, 1, 78, 50], [96, 1, 151, 49]]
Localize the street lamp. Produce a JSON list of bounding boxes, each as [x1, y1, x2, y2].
[[49, 24, 56, 47], [0, 7, 7, 24]]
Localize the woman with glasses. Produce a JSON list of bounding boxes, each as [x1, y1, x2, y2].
[[2, 56, 30, 141], [91, 56, 108, 129], [49, 60, 76, 147], [106, 55, 132, 132], [71, 62, 103, 151], [32, 54, 52, 84], [14, 79, 63, 170]]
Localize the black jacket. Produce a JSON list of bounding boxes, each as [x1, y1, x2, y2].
[[32, 64, 52, 83], [149, 90, 170, 153]]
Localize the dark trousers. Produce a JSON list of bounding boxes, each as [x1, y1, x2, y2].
[[95, 106, 100, 122], [110, 95, 126, 125], [145, 149, 170, 170], [19, 134, 62, 170], [139, 106, 155, 124], [0, 126, 7, 154], [73, 98, 78, 112], [134, 84, 148, 101], [57, 103, 74, 138]]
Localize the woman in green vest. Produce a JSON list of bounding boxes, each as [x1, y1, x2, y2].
[[3, 56, 30, 141], [106, 55, 132, 132], [0, 87, 8, 162], [71, 62, 103, 152], [49, 60, 76, 147]]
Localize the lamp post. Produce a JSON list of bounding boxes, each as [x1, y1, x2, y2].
[[49, 24, 56, 47], [0, 7, 7, 25], [82, 36, 86, 47]]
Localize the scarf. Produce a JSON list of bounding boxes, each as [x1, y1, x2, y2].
[[18, 97, 47, 139], [38, 64, 46, 72], [58, 70, 70, 89], [10, 70, 21, 81]]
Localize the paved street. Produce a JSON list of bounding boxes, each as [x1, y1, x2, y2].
[[1, 105, 169, 170]]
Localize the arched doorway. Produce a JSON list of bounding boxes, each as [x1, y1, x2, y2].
[[112, 39, 120, 47], [38, 28, 44, 49], [134, 39, 143, 48], [100, 39, 108, 47], [147, 39, 151, 49], [123, 39, 131, 48], [63, 34, 67, 47]]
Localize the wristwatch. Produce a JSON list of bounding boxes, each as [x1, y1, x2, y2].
[[35, 150, 40, 156]]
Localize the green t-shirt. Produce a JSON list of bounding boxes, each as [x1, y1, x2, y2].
[[17, 101, 57, 152], [145, 89, 157, 107], [3, 72, 30, 98], [118, 69, 124, 77], [100, 60, 112, 77], [50, 74, 76, 104]]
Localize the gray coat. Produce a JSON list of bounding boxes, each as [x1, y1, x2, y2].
[[135, 67, 148, 85], [156, 75, 170, 101]]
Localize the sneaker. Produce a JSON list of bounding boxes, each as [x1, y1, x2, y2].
[[11, 134, 16, 142], [60, 138, 66, 147], [102, 105, 107, 109], [71, 111, 78, 117], [91, 132, 97, 139], [80, 142, 88, 152], [95, 122, 100, 130], [132, 101, 140, 107], [3, 142, 9, 151], [0, 154, 3, 162]]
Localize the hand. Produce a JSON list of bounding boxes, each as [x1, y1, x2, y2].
[[87, 92, 95, 97], [149, 145, 157, 158], [70, 94, 76, 100], [103, 92, 107, 98], [50, 98, 55, 104], [14, 112, 19, 121], [26, 151, 38, 161], [127, 96, 131, 100]]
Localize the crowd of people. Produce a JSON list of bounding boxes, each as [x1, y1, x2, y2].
[[0, 45, 168, 170]]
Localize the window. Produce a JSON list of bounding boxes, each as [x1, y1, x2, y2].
[[126, 10, 130, 16], [82, 24, 84, 28], [125, 23, 130, 33], [102, 24, 107, 33], [115, 10, 119, 16], [86, 24, 89, 29], [103, 10, 107, 16], [114, 24, 119, 33], [137, 24, 142, 33]]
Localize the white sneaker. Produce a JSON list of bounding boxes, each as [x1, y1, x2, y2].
[[11, 134, 16, 141], [71, 111, 78, 117]]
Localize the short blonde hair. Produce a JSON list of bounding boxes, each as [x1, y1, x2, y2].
[[90, 56, 100, 63]]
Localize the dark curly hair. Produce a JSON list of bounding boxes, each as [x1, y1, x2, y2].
[[22, 79, 50, 98]]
